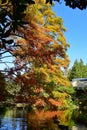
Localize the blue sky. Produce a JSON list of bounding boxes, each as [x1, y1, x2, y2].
[[53, 2, 87, 68]]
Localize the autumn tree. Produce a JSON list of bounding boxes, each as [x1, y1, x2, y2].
[[7, 0, 75, 110]]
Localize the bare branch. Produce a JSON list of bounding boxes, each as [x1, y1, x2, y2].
[[0, 61, 13, 63], [0, 51, 8, 56]]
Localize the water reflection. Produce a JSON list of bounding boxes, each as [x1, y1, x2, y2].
[[28, 110, 72, 130], [28, 109, 87, 130], [0, 107, 27, 130], [0, 107, 87, 130]]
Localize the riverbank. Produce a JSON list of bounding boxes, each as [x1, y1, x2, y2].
[[0, 102, 30, 109]]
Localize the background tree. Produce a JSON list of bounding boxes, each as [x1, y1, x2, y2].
[[68, 59, 87, 81]]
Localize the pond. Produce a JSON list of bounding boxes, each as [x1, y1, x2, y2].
[[0, 107, 87, 130]]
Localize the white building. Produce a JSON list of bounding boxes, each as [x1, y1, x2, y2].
[[71, 78, 87, 90]]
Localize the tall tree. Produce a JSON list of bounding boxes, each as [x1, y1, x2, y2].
[[9, 0, 74, 109]]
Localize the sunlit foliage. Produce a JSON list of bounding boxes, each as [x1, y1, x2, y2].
[[6, 0, 75, 110]]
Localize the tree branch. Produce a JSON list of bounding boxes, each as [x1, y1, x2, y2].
[[0, 0, 9, 6]]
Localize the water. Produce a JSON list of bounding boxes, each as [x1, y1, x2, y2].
[[0, 107, 87, 130], [0, 107, 27, 130]]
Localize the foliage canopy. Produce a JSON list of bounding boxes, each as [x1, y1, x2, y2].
[[0, 0, 87, 54]]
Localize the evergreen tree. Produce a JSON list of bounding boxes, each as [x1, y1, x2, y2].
[[68, 59, 87, 81]]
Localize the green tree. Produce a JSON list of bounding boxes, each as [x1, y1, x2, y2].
[[68, 59, 87, 81]]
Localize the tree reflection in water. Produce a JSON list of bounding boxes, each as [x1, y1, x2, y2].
[[28, 109, 73, 130], [28, 109, 87, 130], [0, 107, 87, 130], [0, 107, 28, 130]]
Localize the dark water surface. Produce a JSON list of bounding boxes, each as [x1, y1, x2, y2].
[[0, 107, 87, 130]]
